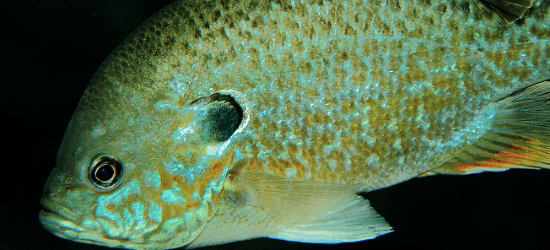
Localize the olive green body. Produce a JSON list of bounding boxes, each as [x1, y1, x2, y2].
[[39, 1, 550, 249]]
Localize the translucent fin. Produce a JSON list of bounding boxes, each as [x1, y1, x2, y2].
[[417, 171, 437, 177], [233, 172, 392, 243], [425, 80, 550, 175], [273, 198, 392, 243], [475, 0, 533, 23]]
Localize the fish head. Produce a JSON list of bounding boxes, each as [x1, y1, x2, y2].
[[39, 89, 251, 249]]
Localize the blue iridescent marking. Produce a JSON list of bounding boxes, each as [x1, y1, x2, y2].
[[168, 73, 187, 97], [154, 101, 178, 110], [161, 182, 187, 204], [443, 106, 496, 148], [162, 218, 183, 233], [164, 157, 185, 176], [142, 171, 161, 189], [96, 204, 121, 225], [192, 190, 200, 201], [131, 202, 146, 231], [163, 157, 207, 184], [123, 208, 133, 232], [95, 180, 140, 237], [148, 202, 162, 223], [97, 218, 121, 237], [172, 127, 195, 143]]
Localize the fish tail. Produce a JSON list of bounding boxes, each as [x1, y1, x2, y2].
[[424, 79, 550, 175]]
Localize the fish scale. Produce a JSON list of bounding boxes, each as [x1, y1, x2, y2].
[[40, 0, 550, 249]]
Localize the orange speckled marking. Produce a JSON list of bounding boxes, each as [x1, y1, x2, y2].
[[456, 145, 531, 172]]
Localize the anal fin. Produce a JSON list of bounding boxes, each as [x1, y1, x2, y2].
[[425, 80, 550, 176]]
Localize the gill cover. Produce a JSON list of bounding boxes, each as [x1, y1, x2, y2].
[[133, 90, 252, 248]]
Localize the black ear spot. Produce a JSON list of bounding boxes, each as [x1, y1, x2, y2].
[[192, 92, 244, 143]]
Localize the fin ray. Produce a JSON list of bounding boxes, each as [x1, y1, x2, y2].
[[475, 0, 533, 23], [425, 80, 550, 175], [273, 198, 392, 243], [233, 172, 392, 244]]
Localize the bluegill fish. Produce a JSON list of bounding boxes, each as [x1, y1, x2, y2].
[[39, 0, 550, 249]]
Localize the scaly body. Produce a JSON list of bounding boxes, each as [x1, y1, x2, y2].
[[40, 0, 550, 249]]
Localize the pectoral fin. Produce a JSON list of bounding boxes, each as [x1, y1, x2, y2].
[[273, 197, 391, 243], [233, 172, 392, 244]]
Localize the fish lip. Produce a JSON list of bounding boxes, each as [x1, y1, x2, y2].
[[39, 200, 106, 246], [39, 199, 105, 245], [39, 198, 147, 249], [39, 197, 78, 222], [39, 209, 154, 249], [39, 197, 85, 238], [38, 209, 66, 235], [38, 210, 115, 247]]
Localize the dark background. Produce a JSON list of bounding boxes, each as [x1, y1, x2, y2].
[[1, 0, 549, 249]]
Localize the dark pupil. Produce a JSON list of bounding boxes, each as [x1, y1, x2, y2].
[[95, 164, 115, 182]]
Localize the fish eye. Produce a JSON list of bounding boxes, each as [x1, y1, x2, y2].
[[89, 154, 123, 190]]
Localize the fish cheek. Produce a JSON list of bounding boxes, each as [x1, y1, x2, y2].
[[145, 91, 253, 245], [126, 90, 253, 247]]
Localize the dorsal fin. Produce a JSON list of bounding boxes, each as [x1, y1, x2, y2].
[[475, 0, 534, 23], [422, 79, 550, 176]]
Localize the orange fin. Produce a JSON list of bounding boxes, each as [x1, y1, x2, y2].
[[424, 79, 550, 176]]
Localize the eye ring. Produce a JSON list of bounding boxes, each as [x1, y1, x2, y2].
[[89, 154, 123, 190]]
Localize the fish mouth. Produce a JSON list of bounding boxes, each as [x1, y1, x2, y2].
[[40, 198, 78, 222], [39, 197, 85, 237], [39, 209, 123, 248], [39, 197, 152, 249], [39, 198, 103, 244]]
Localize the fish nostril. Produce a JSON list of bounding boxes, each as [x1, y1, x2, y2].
[[63, 177, 74, 185]]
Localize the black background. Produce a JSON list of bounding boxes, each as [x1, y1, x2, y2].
[[1, 0, 550, 249]]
